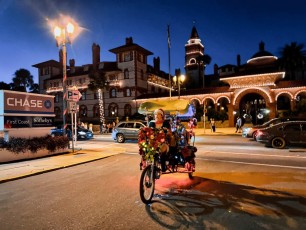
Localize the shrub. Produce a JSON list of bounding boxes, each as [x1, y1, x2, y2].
[[45, 135, 69, 152], [6, 137, 28, 154], [28, 137, 44, 153], [4, 135, 69, 154]]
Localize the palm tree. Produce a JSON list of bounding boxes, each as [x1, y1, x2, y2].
[[87, 70, 109, 126], [196, 54, 212, 88], [12, 68, 34, 92], [278, 42, 306, 80]]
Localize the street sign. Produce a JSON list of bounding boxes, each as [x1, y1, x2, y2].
[[68, 101, 78, 113], [67, 90, 82, 102]]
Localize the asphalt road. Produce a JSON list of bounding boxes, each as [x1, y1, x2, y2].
[[0, 135, 305, 229]]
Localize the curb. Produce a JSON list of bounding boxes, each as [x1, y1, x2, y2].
[[0, 153, 114, 184]]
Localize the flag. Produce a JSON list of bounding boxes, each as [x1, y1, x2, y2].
[[167, 25, 171, 49]]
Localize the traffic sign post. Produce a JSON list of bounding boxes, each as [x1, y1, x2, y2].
[[67, 90, 82, 102], [68, 101, 78, 113]]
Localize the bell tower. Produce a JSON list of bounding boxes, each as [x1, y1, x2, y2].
[[184, 26, 204, 88]]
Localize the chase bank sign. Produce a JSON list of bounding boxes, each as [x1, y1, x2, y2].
[[0, 90, 55, 130]]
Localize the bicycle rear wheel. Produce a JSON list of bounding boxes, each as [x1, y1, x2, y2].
[[139, 165, 155, 204]]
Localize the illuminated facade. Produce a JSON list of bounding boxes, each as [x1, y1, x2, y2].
[[137, 30, 306, 127], [34, 38, 171, 125], [34, 28, 306, 127]]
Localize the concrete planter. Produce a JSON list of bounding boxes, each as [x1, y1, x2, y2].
[[0, 148, 69, 163]]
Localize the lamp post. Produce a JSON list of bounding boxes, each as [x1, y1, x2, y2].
[[173, 74, 185, 99], [53, 16, 78, 136]]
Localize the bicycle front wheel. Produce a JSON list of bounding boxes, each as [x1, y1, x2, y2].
[[139, 165, 155, 204]]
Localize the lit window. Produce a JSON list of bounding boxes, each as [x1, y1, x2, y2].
[[80, 91, 86, 100], [126, 88, 131, 97], [124, 52, 131, 62], [124, 69, 129, 79], [111, 88, 117, 98]]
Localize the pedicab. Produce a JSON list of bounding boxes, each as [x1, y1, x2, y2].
[[138, 99, 197, 204]]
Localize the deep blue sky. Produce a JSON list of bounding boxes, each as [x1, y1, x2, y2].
[[1, 0, 306, 84]]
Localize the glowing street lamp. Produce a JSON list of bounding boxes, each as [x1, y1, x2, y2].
[[52, 16, 79, 136], [173, 74, 185, 99]]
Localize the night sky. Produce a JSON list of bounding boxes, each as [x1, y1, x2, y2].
[[1, 0, 306, 84]]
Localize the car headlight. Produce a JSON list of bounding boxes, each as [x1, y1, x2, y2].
[[243, 128, 250, 132], [78, 131, 86, 135]]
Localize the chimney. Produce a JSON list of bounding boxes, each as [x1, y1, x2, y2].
[[153, 57, 160, 72], [175, 68, 181, 77], [237, 54, 241, 67], [214, 64, 218, 76], [69, 59, 75, 67], [125, 37, 133, 45], [92, 43, 100, 70], [259, 41, 265, 51]]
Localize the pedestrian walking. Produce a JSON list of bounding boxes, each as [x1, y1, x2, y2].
[[235, 116, 242, 133], [210, 118, 216, 132]]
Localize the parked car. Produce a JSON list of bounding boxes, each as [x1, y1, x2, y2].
[[255, 121, 306, 149], [242, 117, 304, 139], [51, 125, 94, 140], [112, 121, 146, 143]]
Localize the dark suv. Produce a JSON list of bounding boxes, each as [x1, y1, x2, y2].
[[112, 121, 146, 143], [256, 121, 306, 148]]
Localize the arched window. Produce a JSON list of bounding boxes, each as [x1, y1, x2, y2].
[[126, 88, 131, 97], [79, 105, 87, 118], [80, 90, 86, 100], [189, 58, 196, 64], [124, 104, 132, 116], [94, 91, 99, 99], [108, 103, 118, 117], [93, 104, 100, 117], [124, 69, 129, 79], [110, 88, 117, 98]]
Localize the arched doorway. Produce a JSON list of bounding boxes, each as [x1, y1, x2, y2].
[[239, 93, 267, 125], [276, 94, 291, 117]]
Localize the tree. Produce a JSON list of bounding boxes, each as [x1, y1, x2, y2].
[[0, 81, 11, 90], [278, 42, 306, 80], [87, 70, 109, 126], [11, 68, 34, 92], [196, 54, 212, 88]]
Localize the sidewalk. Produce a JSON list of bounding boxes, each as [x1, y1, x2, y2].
[[0, 127, 239, 184], [0, 148, 119, 183]]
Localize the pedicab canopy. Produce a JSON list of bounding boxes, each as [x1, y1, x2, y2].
[[138, 98, 190, 115]]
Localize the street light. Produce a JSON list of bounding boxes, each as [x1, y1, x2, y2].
[[52, 16, 79, 136], [173, 74, 185, 99]]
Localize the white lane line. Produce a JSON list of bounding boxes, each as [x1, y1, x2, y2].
[[198, 158, 306, 170], [202, 151, 306, 159]]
